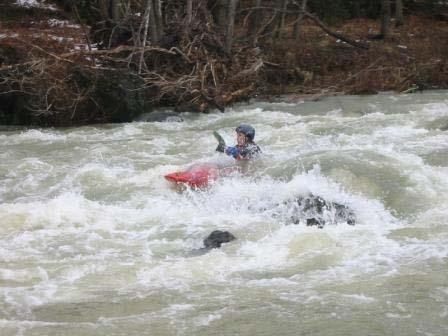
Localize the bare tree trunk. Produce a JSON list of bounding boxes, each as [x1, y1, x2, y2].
[[98, 0, 108, 20], [186, 0, 193, 29], [109, 0, 120, 22], [293, 0, 307, 40], [97, 0, 120, 23], [139, 0, 151, 73], [153, 0, 164, 40], [147, 0, 158, 44], [248, 0, 262, 37], [380, 0, 391, 38], [225, 0, 239, 53], [275, 0, 288, 39], [395, 0, 404, 26], [212, 0, 228, 29]]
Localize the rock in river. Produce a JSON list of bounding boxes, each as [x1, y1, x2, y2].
[[273, 194, 356, 228], [203, 230, 236, 249]]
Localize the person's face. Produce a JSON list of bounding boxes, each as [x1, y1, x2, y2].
[[236, 132, 246, 146]]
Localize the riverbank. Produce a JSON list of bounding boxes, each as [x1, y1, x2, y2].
[[0, 1, 447, 126]]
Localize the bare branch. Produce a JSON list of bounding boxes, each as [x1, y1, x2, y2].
[[303, 12, 369, 49]]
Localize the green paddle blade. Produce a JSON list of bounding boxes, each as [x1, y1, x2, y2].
[[213, 131, 226, 146]]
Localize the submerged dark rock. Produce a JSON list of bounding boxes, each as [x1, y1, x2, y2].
[[275, 194, 356, 228], [203, 230, 236, 249], [186, 230, 236, 256]]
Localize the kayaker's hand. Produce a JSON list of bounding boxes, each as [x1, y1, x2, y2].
[[216, 143, 225, 153], [213, 131, 226, 153]]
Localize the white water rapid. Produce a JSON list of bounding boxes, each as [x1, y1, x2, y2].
[[1, 91, 447, 335]]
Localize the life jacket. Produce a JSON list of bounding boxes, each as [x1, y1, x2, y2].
[[225, 142, 261, 160]]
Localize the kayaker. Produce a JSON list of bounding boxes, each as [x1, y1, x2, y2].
[[216, 124, 261, 160]]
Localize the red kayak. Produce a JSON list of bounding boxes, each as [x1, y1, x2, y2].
[[165, 163, 240, 189], [165, 163, 219, 189]]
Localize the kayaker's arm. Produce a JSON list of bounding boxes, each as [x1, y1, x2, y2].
[[213, 129, 261, 159], [225, 146, 241, 158], [225, 144, 261, 160]]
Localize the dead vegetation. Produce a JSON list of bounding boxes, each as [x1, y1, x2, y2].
[[263, 14, 448, 96], [1, 0, 265, 125]]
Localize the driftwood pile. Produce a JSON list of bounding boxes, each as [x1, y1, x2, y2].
[[0, 2, 266, 125]]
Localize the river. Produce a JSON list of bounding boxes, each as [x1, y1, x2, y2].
[[1, 91, 447, 335]]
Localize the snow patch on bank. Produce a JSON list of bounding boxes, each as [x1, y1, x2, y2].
[[47, 19, 81, 29], [0, 33, 19, 40], [15, 0, 57, 11], [16, 0, 40, 7]]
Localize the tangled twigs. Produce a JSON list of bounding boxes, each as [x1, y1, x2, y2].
[[303, 12, 369, 49], [1, 1, 273, 125]]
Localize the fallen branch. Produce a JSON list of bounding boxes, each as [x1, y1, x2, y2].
[[231, 58, 264, 80], [60, 45, 178, 58], [220, 84, 255, 105], [303, 12, 369, 49], [241, 6, 369, 49]]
